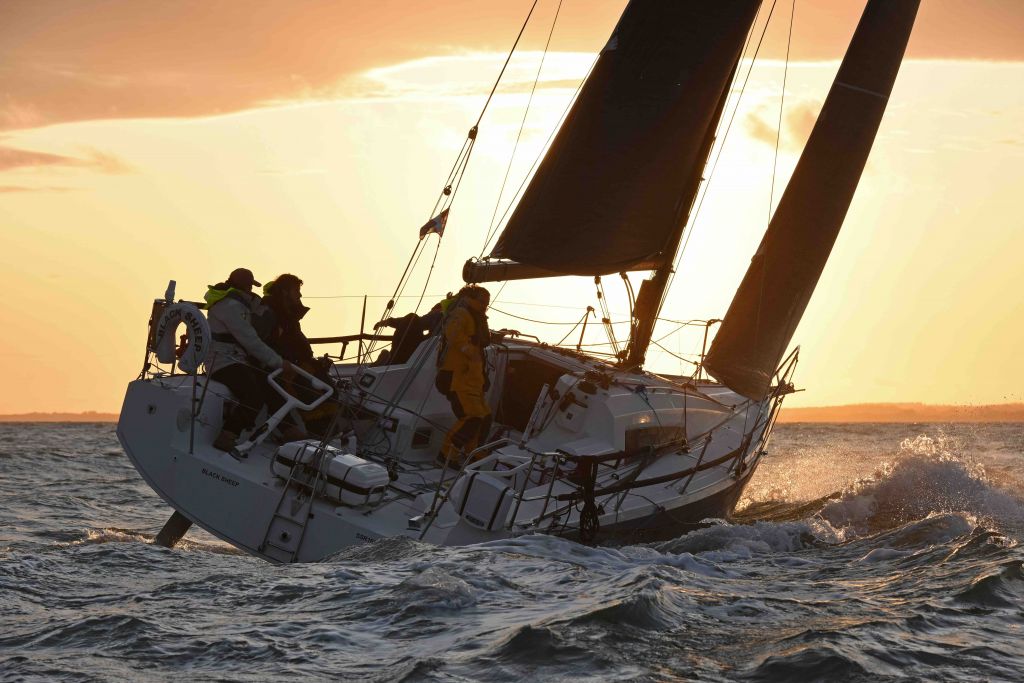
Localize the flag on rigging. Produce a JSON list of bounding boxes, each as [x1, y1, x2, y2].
[[418, 209, 449, 239]]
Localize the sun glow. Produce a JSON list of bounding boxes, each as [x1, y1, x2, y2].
[[1, 38, 1022, 413]]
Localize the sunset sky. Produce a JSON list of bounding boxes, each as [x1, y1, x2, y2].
[[1, 0, 1022, 414]]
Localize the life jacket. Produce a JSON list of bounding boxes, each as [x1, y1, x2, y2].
[[203, 283, 251, 309], [438, 295, 457, 316]]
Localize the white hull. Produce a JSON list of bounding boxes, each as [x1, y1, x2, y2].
[[118, 340, 788, 563]]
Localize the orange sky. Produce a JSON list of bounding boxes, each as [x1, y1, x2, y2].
[[1, 1, 1023, 413]]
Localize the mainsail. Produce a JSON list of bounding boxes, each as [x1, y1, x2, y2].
[[703, 0, 920, 400], [470, 1, 761, 279]]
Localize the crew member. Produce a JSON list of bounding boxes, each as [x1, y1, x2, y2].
[[259, 274, 337, 435], [435, 286, 492, 466], [260, 274, 319, 372], [373, 294, 455, 365], [204, 267, 293, 451]]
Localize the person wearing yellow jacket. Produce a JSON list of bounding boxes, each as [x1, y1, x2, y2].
[[435, 286, 492, 466]]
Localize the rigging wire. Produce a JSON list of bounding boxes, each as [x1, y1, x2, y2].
[[479, 56, 598, 257], [359, 0, 543, 367], [751, 0, 797, 357], [426, 0, 542, 219], [652, 340, 700, 367], [488, 304, 625, 327], [490, 305, 601, 326], [769, 0, 796, 223], [486, 281, 510, 314], [413, 239, 443, 313], [303, 293, 448, 300], [654, 0, 781, 333], [474, 1, 540, 131], [677, 0, 781, 265], [480, 0, 565, 257]]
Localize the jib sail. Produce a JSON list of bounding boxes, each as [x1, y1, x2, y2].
[[703, 0, 921, 400]]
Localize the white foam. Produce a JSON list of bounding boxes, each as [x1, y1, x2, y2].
[[819, 433, 1024, 538], [397, 566, 478, 610]]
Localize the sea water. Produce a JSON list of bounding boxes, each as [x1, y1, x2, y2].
[[1, 422, 1022, 681]]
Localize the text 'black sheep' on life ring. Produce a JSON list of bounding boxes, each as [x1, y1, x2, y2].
[[154, 303, 210, 374]]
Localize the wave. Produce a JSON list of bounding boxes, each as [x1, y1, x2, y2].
[[953, 559, 1024, 607], [736, 432, 1024, 546], [818, 434, 1024, 537]]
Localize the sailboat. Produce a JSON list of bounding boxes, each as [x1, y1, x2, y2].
[[117, 0, 920, 562]]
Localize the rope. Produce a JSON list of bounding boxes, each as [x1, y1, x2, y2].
[[556, 308, 590, 346], [595, 277, 621, 357]]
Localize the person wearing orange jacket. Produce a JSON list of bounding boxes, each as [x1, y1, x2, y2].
[[435, 286, 492, 466]]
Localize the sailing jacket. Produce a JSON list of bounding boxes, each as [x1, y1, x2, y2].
[[437, 300, 489, 395], [258, 289, 314, 366], [203, 284, 283, 376]]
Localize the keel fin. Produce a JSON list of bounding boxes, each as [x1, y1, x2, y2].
[[154, 510, 193, 548]]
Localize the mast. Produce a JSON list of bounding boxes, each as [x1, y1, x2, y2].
[[703, 0, 921, 399]]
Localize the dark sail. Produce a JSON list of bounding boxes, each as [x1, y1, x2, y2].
[[703, 0, 920, 400], [486, 1, 761, 277]]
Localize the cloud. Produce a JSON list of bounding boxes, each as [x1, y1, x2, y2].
[[744, 112, 778, 147], [81, 148, 134, 174], [743, 99, 821, 150], [0, 2, 557, 133], [0, 145, 133, 173], [350, 52, 594, 101], [0, 146, 77, 171], [784, 101, 819, 144], [0, 184, 73, 193], [1, 0, 1022, 134]]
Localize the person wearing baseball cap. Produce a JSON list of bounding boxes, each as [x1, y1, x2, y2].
[[203, 267, 299, 452], [226, 267, 261, 290]]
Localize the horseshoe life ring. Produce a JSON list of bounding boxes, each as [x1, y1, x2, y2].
[[154, 303, 210, 374]]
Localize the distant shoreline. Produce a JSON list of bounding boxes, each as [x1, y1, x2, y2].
[[0, 412, 119, 423], [2, 403, 1023, 424], [775, 402, 1024, 423]]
